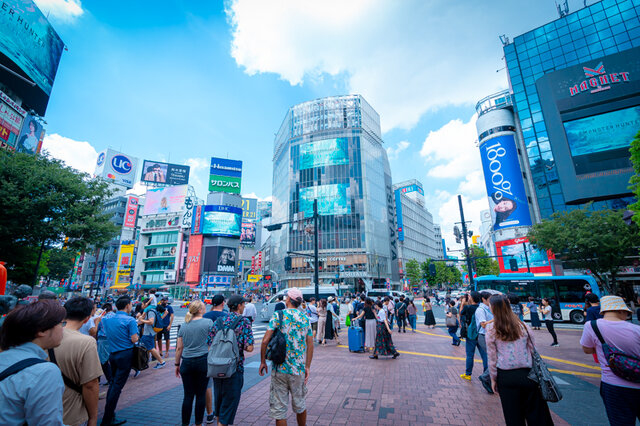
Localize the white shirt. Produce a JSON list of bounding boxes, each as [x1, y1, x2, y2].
[[377, 309, 387, 322], [243, 303, 257, 321]]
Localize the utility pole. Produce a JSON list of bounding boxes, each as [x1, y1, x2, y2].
[[522, 242, 531, 273], [458, 195, 474, 286], [313, 199, 319, 302]]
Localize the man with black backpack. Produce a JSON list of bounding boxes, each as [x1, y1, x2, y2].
[[260, 288, 314, 426], [137, 303, 166, 370], [459, 291, 487, 382], [396, 296, 407, 333]]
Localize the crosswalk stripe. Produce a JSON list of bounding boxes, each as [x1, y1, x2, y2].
[[165, 321, 268, 345]]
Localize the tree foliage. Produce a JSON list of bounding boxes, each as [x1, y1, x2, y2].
[[0, 150, 119, 284], [528, 205, 640, 294], [405, 259, 422, 286], [46, 248, 77, 281], [628, 130, 640, 228], [462, 246, 500, 277], [421, 259, 461, 287]]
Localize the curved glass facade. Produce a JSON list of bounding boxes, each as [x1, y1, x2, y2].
[[271, 95, 398, 290]]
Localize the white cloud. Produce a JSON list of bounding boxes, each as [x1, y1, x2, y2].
[[420, 115, 480, 179], [184, 157, 210, 200], [41, 133, 97, 174], [225, 0, 506, 131], [386, 141, 409, 160], [242, 192, 272, 202], [34, 0, 83, 22]]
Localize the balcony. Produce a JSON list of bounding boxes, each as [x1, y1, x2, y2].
[[475, 90, 513, 117]]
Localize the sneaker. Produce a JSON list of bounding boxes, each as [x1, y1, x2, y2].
[[551, 343, 559, 347], [153, 362, 166, 369], [132, 370, 140, 378], [110, 418, 127, 425], [206, 414, 216, 424], [460, 374, 471, 381]]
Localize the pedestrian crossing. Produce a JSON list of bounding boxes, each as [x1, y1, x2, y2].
[[167, 317, 268, 347]]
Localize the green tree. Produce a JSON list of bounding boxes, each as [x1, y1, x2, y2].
[[421, 259, 461, 287], [462, 246, 500, 277], [46, 248, 77, 281], [528, 205, 640, 294], [405, 259, 422, 287], [0, 150, 119, 284], [628, 130, 640, 228]]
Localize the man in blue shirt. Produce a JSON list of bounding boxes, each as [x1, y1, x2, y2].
[[0, 300, 66, 425], [101, 296, 139, 426]]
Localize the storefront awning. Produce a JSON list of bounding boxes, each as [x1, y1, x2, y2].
[[110, 283, 129, 289]]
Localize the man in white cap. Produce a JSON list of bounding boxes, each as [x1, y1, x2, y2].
[[580, 295, 640, 425], [259, 288, 313, 426]]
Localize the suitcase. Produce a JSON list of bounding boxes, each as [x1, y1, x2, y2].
[[348, 326, 365, 352]]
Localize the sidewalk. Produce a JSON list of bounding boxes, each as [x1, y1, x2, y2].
[[98, 323, 607, 425]]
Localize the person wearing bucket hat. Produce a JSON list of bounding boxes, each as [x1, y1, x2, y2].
[[580, 295, 640, 425]]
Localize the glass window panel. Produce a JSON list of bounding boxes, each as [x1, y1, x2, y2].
[[538, 140, 551, 152], [608, 13, 623, 25], [604, 46, 619, 55], [583, 24, 597, 36], [604, 5, 620, 17], [626, 17, 640, 30], [618, 40, 632, 50], [614, 32, 630, 43], [612, 22, 627, 34], [593, 11, 607, 22], [618, 0, 633, 12]]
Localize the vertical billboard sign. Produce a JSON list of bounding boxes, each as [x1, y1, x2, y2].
[[240, 222, 256, 245], [495, 237, 553, 274], [185, 234, 203, 285], [140, 160, 191, 185], [0, 89, 26, 150], [241, 198, 258, 222], [192, 205, 203, 234], [15, 114, 45, 154], [394, 189, 404, 241], [123, 196, 139, 228], [479, 135, 532, 231], [209, 157, 242, 193], [94, 148, 139, 189], [115, 243, 135, 286]]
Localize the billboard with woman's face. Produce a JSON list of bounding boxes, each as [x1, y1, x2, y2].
[[479, 134, 532, 230]]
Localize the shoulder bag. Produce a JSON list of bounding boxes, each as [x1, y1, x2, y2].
[[132, 343, 149, 371], [524, 326, 562, 402]]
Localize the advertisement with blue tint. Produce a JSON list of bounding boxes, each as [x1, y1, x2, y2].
[[563, 105, 639, 175], [495, 237, 553, 274], [394, 189, 404, 241], [479, 135, 531, 231], [210, 157, 242, 177], [15, 114, 44, 154], [201, 205, 242, 237], [0, 1, 64, 95], [300, 183, 350, 216], [399, 184, 424, 195], [299, 138, 348, 170]]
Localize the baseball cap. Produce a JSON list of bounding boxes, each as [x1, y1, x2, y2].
[[211, 294, 225, 307], [286, 288, 303, 302], [599, 295, 631, 313], [227, 295, 247, 310]]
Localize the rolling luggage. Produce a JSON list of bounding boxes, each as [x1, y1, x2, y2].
[[348, 326, 364, 352]]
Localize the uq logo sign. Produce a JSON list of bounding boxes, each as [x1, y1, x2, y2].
[[111, 155, 133, 174], [569, 62, 630, 97]]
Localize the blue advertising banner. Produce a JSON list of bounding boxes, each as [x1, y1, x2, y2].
[[210, 157, 242, 178], [0, 1, 64, 95], [299, 137, 348, 170], [394, 189, 404, 241], [479, 135, 531, 231], [300, 183, 350, 216], [201, 205, 242, 237], [398, 184, 424, 195]]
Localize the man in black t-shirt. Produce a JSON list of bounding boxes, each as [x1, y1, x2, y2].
[[274, 294, 286, 311], [460, 291, 486, 381]]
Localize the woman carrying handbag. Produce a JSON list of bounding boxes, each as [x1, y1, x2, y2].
[[486, 294, 554, 426], [445, 300, 461, 346]]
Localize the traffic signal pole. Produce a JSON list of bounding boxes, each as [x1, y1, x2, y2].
[[314, 199, 319, 301], [458, 195, 475, 286]]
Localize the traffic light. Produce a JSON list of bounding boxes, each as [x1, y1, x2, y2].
[[509, 259, 518, 272], [429, 263, 437, 276], [264, 275, 272, 281], [453, 226, 462, 244]]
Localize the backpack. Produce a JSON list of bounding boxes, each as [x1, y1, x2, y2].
[[207, 315, 244, 379], [148, 309, 164, 333], [591, 320, 640, 383], [467, 310, 479, 340], [266, 310, 287, 366], [0, 358, 47, 382], [397, 302, 407, 316], [333, 302, 340, 316]]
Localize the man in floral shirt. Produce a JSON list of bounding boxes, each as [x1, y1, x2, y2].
[[210, 295, 254, 426], [260, 288, 314, 426]]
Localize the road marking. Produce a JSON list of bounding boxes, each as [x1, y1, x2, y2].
[[548, 368, 601, 378]]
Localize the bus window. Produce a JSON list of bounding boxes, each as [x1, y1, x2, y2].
[[537, 281, 556, 301], [557, 280, 589, 303], [507, 282, 535, 301]]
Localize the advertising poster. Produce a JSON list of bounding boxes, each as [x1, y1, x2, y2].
[[201, 205, 242, 237], [185, 234, 203, 285], [479, 135, 532, 231], [15, 114, 44, 154], [300, 183, 350, 216], [394, 188, 404, 241], [241, 198, 258, 222], [192, 205, 203, 234], [209, 174, 242, 194], [143, 185, 188, 215], [399, 184, 424, 195], [140, 159, 191, 185], [0, 89, 26, 149], [495, 237, 553, 274], [94, 148, 139, 189], [0, 1, 65, 96], [299, 137, 349, 170], [240, 222, 256, 245], [202, 246, 236, 274], [123, 196, 139, 228], [210, 157, 242, 177], [563, 105, 639, 175], [114, 244, 135, 287]]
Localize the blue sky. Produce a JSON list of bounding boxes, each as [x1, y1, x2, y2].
[[37, 0, 588, 249]]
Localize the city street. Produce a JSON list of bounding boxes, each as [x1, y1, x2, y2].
[[99, 303, 607, 426]]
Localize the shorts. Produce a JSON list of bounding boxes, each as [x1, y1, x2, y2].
[[269, 371, 307, 420], [311, 322, 317, 332], [156, 327, 170, 340], [141, 335, 155, 350]]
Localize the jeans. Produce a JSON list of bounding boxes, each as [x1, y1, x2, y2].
[[388, 314, 394, 330], [397, 314, 406, 331], [408, 314, 417, 331], [447, 326, 460, 344], [214, 371, 244, 426], [464, 337, 487, 375], [545, 320, 558, 344], [102, 348, 133, 425], [180, 355, 208, 426], [600, 381, 640, 425]]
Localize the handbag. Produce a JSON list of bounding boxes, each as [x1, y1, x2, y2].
[[524, 327, 562, 402], [460, 319, 468, 338], [345, 314, 351, 327], [132, 344, 149, 371], [445, 316, 457, 327]]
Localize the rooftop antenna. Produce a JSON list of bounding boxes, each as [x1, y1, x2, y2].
[[499, 34, 510, 46], [556, 0, 569, 18]]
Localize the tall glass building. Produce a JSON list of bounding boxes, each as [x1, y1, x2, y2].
[[503, 0, 640, 218], [271, 95, 399, 292]]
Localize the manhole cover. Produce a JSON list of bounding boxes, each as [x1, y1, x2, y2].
[[342, 397, 376, 411]]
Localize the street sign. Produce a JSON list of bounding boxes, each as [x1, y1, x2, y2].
[[247, 274, 262, 283]]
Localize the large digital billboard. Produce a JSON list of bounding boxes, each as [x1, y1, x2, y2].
[[495, 237, 553, 274], [200, 205, 242, 237], [94, 148, 139, 189], [15, 114, 44, 154], [299, 137, 349, 170], [0, 1, 64, 96], [300, 183, 350, 217], [241, 222, 256, 245], [202, 246, 236, 273], [479, 135, 532, 231], [185, 234, 203, 285], [140, 160, 190, 185], [143, 185, 188, 216], [563, 105, 639, 175]]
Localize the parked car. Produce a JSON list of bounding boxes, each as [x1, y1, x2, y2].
[[259, 286, 338, 322]]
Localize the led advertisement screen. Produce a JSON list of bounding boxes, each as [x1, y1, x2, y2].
[[0, 1, 64, 96], [299, 137, 349, 170], [185, 234, 203, 285], [479, 135, 532, 231], [15, 114, 44, 154], [201, 205, 242, 237], [300, 183, 350, 217], [140, 160, 190, 185], [563, 105, 639, 175], [240, 222, 256, 245], [143, 185, 188, 215], [202, 246, 236, 274], [495, 237, 553, 274]]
